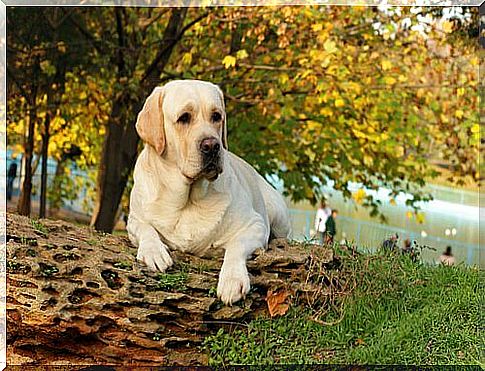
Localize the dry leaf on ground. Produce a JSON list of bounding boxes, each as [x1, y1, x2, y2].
[[266, 288, 290, 317]]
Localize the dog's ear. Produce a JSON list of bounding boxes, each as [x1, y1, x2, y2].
[[215, 85, 228, 150], [136, 87, 165, 155]]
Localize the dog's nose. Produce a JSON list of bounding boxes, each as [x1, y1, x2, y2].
[[200, 137, 220, 155]]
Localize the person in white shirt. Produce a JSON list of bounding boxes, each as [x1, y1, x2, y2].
[[439, 246, 455, 266], [314, 200, 331, 244]]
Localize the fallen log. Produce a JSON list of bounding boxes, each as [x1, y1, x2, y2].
[[6, 213, 334, 366]]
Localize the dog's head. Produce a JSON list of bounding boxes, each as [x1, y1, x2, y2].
[[136, 80, 227, 182]]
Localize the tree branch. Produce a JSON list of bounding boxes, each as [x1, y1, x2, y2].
[[62, 8, 104, 54], [141, 10, 209, 84], [115, 8, 126, 78]]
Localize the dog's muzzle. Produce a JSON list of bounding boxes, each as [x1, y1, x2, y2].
[[200, 137, 223, 181]]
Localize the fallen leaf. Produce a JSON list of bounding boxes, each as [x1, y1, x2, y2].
[[355, 338, 366, 345], [266, 288, 290, 317]]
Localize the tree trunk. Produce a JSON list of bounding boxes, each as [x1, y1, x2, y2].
[[39, 62, 66, 218], [91, 8, 188, 233], [48, 156, 67, 217], [39, 113, 51, 218], [16, 57, 40, 216], [17, 102, 37, 216]]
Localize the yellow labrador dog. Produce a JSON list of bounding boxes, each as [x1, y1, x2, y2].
[[127, 80, 291, 305]]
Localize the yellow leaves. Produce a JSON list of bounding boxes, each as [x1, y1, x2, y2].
[[405, 211, 425, 224], [304, 148, 316, 161], [381, 60, 392, 71], [48, 141, 58, 154], [441, 20, 453, 34], [370, 51, 379, 59], [470, 56, 479, 66], [236, 49, 249, 60], [222, 55, 237, 69], [363, 155, 373, 167], [384, 76, 396, 85], [454, 110, 464, 119], [87, 80, 97, 91], [440, 113, 449, 124], [398, 75, 407, 83], [352, 189, 366, 204], [320, 107, 333, 117], [471, 124, 480, 134], [334, 98, 345, 108], [40, 60, 56, 76], [342, 82, 362, 96], [416, 212, 426, 224], [323, 39, 337, 54], [276, 22, 287, 36], [312, 23, 323, 32], [457, 87, 465, 97], [181, 52, 192, 66], [320, 56, 331, 69]]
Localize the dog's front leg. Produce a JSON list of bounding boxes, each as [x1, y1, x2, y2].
[[217, 220, 268, 305], [127, 215, 173, 272]]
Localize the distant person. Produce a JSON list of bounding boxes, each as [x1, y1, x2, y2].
[[402, 238, 412, 253], [314, 199, 331, 244], [382, 234, 399, 252], [7, 161, 18, 201], [402, 238, 418, 262], [439, 246, 455, 266], [325, 209, 338, 244]]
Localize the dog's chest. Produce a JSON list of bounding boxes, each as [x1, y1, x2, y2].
[[147, 193, 230, 254]]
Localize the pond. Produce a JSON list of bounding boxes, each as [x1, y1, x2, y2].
[[288, 183, 482, 267]]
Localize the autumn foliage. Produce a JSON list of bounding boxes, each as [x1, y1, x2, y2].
[[7, 6, 479, 228]]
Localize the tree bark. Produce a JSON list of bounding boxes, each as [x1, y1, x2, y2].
[[6, 213, 334, 366], [16, 106, 36, 216], [39, 62, 66, 218], [91, 8, 189, 233], [39, 114, 50, 219], [17, 58, 40, 216], [48, 156, 67, 217]]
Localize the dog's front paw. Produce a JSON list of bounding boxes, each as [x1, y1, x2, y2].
[[137, 239, 173, 272], [217, 261, 250, 305]]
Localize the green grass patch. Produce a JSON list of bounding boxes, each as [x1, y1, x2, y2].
[[204, 250, 483, 366], [113, 261, 133, 270], [31, 219, 48, 236], [157, 271, 188, 292]]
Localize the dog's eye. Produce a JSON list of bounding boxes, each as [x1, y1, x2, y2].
[[211, 112, 222, 123], [177, 112, 191, 124]]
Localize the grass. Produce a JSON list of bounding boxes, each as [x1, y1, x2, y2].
[[157, 271, 188, 292], [203, 248, 483, 366], [30, 219, 48, 236]]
